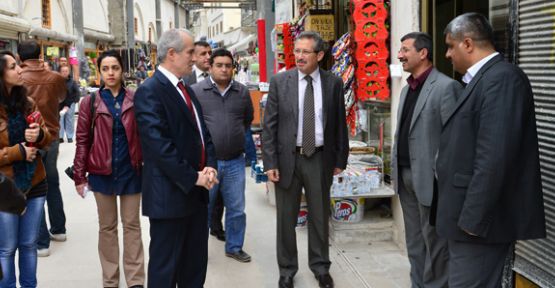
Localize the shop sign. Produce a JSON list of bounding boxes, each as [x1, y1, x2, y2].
[[46, 46, 59, 57], [305, 15, 335, 41]]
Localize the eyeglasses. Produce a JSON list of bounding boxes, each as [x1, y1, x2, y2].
[[293, 49, 317, 56]]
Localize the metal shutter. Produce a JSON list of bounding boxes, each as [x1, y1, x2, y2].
[[515, 0, 555, 286]]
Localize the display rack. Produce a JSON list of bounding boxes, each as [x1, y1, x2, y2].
[[274, 23, 295, 72]]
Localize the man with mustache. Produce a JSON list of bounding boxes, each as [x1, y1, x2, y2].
[[262, 31, 349, 288], [392, 32, 461, 287]]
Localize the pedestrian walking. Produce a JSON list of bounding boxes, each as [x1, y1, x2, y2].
[[58, 65, 80, 143], [72, 50, 145, 288], [0, 50, 52, 288], [262, 31, 349, 288]]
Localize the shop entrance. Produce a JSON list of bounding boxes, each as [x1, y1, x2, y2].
[[421, 0, 490, 79]]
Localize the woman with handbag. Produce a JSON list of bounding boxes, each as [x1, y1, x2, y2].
[[0, 51, 52, 288], [72, 50, 144, 288]]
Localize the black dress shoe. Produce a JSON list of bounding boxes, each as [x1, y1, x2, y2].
[[67, 138, 73, 143], [279, 276, 294, 288], [210, 229, 226, 241], [129, 286, 144, 288], [315, 273, 334, 288]]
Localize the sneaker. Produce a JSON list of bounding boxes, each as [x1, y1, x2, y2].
[[225, 250, 251, 263], [37, 248, 50, 257], [67, 138, 73, 143], [59, 138, 64, 143], [50, 233, 67, 242]]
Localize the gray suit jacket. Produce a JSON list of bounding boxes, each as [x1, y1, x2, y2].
[[392, 68, 462, 206], [262, 68, 349, 189], [182, 73, 198, 86]]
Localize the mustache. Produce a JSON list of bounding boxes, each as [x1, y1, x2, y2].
[[296, 60, 307, 64]]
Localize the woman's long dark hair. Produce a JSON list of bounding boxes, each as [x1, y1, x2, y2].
[[0, 51, 30, 114]]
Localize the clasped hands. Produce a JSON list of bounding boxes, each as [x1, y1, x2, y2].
[[196, 167, 219, 190]]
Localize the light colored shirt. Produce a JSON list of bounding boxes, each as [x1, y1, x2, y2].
[[193, 65, 209, 83], [209, 76, 233, 97], [158, 65, 204, 145], [462, 52, 499, 84], [297, 69, 324, 147]]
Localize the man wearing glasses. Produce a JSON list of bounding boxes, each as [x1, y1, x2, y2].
[[262, 31, 349, 288], [192, 48, 254, 263]]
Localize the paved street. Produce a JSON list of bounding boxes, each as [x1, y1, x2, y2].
[[35, 139, 409, 287]]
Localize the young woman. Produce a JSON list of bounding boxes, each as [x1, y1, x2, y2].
[[0, 51, 52, 288], [72, 50, 144, 288]]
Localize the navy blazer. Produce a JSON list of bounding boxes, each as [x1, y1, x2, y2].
[[134, 69, 217, 219]]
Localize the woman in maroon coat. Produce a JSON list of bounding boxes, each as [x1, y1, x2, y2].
[[73, 50, 144, 288]]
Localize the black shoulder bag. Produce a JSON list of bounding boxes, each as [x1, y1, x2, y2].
[[65, 92, 96, 180]]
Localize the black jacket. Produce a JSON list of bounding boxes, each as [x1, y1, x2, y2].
[[434, 54, 546, 243], [191, 78, 253, 160], [59, 77, 80, 110]]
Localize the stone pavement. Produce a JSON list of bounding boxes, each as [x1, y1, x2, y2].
[[35, 140, 409, 287]]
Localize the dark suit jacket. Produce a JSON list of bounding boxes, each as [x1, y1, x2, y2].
[[262, 68, 349, 189], [134, 70, 217, 219], [434, 54, 546, 243], [182, 72, 198, 86]]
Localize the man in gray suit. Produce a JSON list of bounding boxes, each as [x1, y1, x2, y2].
[[262, 31, 349, 288], [392, 32, 461, 288], [183, 41, 212, 86]]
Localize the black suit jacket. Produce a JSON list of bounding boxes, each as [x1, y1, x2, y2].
[[262, 68, 349, 189], [134, 70, 217, 219], [434, 54, 546, 243]]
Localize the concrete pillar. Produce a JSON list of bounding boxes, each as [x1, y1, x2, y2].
[[72, 0, 85, 80]]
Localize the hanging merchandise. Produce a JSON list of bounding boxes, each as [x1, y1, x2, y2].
[[351, 0, 390, 101], [331, 32, 358, 135]]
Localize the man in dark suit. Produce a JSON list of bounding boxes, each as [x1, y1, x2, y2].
[[183, 41, 212, 86], [262, 31, 349, 288], [392, 32, 461, 287], [435, 13, 546, 287], [134, 28, 218, 288]]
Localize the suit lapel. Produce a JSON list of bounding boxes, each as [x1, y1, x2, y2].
[[289, 69, 300, 126], [443, 54, 504, 126], [409, 69, 437, 132], [320, 69, 331, 129], [154, 70, 195, 126]]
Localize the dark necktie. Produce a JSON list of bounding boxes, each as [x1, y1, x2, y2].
[[302, 75, 316, 157], [177, 81, 205, 169], [201, 72, 208, 78]]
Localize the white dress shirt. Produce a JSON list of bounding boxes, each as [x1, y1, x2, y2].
[[193, 65, 209, 83], [158, 65, 204, 145], [462, 52, 499, 84], [209, 76, 233, 97], [297, 69, 324, 147]]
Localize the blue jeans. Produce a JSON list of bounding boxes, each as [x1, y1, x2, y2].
[[0, 196, 46, 288], [59, 103, 76, 140], [244, 128, 257, 164], [207, 155, 247, 253], [37, 140, 66, 249]]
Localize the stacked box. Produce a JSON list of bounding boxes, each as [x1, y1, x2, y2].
[[351, 0, 390, 101]]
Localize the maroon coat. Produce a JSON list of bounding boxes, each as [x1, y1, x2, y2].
[[73, 88, 142, 186]]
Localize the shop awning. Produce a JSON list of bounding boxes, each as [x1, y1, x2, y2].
[[84, 28, 115, 43], [0, 13, 30, 39], [227, 34, 256, 53], [29, 25, 77, 42]]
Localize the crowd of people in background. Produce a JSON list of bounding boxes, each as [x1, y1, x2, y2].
[[0, 11, 548, 288]]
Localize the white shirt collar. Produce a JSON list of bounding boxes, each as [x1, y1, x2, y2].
[[194, 65, 209, 79], [209, 76, 233, 96], [462, 52, 499, 84], [298, 68, 320, 84], [158, 65, 181, 87]]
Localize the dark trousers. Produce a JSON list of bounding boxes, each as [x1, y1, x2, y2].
[[399, 167, 448, 288], [210, 191, 224, 233], [275, 151, 330, 277], [448, 240, 512, 288], [148, 212, 208, 288], [37, 140, 66, 249]]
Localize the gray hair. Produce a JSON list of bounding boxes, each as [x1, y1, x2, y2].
[[157, 28, 194, 63], [295, 31, 326, 52], [444, 13, 494, 47]]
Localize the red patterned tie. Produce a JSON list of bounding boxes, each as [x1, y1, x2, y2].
[[177, 81, 205, 169]]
